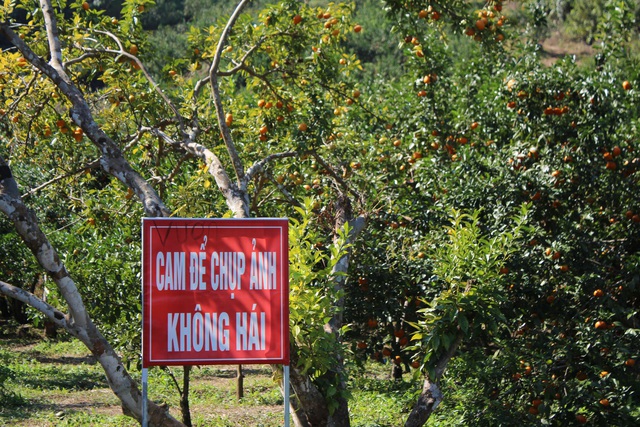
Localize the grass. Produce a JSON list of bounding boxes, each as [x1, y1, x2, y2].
[[0, 332, 421, 426]]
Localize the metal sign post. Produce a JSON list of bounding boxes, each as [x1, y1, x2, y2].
[[141, 218, 290, 425], [284, 364, 290, 427], [142, 367, 148, 427]]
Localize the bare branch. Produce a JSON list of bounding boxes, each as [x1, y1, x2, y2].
[[142, 126, 249, 217], [244, 151, 298, 183], [217, 39, 266, 76], [97, 45, 185, 132], [207, 0, 252, 184], [311, 151, 362, 202], [0, 280, 70, 331], [166, 153, 193, 183], [22, 159, 100, 199], [40, 0, 69, 83]]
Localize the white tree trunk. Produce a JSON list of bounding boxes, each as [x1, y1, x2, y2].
[[0, 158, 183, 426]]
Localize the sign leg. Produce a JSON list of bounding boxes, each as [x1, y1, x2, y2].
[[284, 365, 290, 427], [142, 368, 148, 427]]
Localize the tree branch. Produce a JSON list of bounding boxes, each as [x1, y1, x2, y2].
[[0, 280, 70, 331], [142, 126, 249, 217], [0, 155, 182, 426], [0, 22, 171, 218], [207, 0, 252, 185], [244, 151, 298, 183], [22, 159, 100, 200], [39, 0, 68, 84]]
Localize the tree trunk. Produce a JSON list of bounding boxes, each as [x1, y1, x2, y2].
[[0, 157, 184, 427], [236, 365, 244, 400], [181, 366, 192, 427], [282, 362, 330, 427], [404, 333, 464, 427]]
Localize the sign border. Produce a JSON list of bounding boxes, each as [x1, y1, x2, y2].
[[142, 217, 289, 367]]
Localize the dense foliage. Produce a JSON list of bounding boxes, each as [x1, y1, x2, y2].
[[1, 0, 639, 425]]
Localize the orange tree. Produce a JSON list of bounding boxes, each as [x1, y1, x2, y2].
[[1, 0, 639, 426], [0, 0, 373, 425], [340, 0, 639, 425]]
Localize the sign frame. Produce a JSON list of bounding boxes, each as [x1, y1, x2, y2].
[[141, 217, 289, 367]]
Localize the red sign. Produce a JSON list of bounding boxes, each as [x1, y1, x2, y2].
[[142, 218, 289, 367]]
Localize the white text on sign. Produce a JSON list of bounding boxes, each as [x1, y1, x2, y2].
[[155, 251, 277, 291]]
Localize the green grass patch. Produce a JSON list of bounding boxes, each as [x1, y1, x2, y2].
[[1, 335, 427, 426]]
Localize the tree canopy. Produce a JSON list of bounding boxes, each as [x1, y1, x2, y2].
[[1, 0, 639, 426]]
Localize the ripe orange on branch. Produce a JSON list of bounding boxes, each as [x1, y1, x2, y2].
[[594, 320, 608, 330]]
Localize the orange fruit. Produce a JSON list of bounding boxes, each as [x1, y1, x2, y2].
[[593, 289, 604, 297], [298, 123, 308, 132], [353, 24, 362, 33], [475, 18, 487, 31], [82, 1, 90, 10], [599, 398, 610, 406], [292, 14, 302, 25], [129, 44, 138, 55], [594, 320, 608, 330], [622, 80, 632, 91], [576, 414, 588, 424], [612, 146, 621, 157], [625, 358, 635, 367]]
